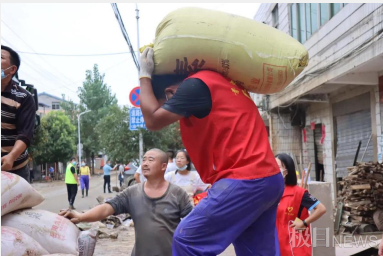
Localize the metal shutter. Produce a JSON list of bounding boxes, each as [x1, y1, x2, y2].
[[335, 109, 373, 177]]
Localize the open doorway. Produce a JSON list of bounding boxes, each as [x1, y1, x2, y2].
[[314, 124, 324, 181]]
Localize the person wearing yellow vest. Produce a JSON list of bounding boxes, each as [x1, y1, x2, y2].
[[80, 161, 91, 198], [65, 157, 79, 209]]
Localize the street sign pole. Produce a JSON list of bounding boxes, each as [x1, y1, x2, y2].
[[78, 110, 91, 165], [136, 3, 143, 164]]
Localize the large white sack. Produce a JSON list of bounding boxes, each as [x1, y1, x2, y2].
[[1, 171, 44, 216], [2, 209, 80, 255], [78, 229, 98, 256], [1, 226, 49, 256]]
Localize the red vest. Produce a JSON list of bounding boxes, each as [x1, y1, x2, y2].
[[180, 71, 279, 185], [276, 185, 312, 256]]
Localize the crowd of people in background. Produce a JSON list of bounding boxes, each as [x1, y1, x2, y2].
[[59, 148, 331, 255]]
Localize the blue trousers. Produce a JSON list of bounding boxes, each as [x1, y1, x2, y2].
[[173, 173, 284, 256]]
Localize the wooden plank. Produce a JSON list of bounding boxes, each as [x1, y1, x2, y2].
[[344, 200, 372, 207], [303, 163, 312, 189], [350, 184, 371, 190], [344, 175, 358, 180], [291, 153, 300, 177]]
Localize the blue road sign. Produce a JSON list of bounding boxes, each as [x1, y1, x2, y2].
[[129, 107, 146, 131]]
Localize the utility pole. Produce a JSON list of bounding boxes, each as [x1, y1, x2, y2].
[[78, 110, 91, 165], [136, 3, 144, 164]]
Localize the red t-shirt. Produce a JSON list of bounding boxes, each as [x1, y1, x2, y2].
[[180, 71, 279, 184]]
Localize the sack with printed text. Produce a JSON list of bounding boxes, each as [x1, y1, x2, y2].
[[1, 171, 44, 216], [1, 226, 49, 256], [141, 7, 309, 94], [2, 209, 80, 255]]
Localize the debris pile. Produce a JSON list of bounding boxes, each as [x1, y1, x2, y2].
[[338, 162, 383, 233]]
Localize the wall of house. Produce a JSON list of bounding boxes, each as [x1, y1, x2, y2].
[[269, 112, 302, 157], [261, 4, 383, 108], [38, 94, 63, 113]]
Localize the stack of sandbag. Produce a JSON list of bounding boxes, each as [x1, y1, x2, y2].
[[142, 7, 309, 94], [1, 172, 98, 256], [2, 208, 81, 255], [1, 171, 44, 216], [1, 226, 49, 255]]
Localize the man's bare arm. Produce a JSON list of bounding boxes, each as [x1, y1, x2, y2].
[[74, 173, 79, 185], [134, 172, 141, 183], [1, 140, 27, 171], [140, 78, 182, 131], [60, 204, 114, 224], [139, 48, 182, 131]]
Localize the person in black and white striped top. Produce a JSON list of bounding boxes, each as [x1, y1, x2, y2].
[[1, 45, 35, 182]]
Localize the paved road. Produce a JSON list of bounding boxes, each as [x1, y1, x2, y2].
[[33, 172, 121, 213], [32, 175, 381, 256]]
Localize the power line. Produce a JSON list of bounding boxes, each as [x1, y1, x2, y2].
[[16, 51, 136, 57], [18, 67, 65, 96], [1, 37, 78, 94], [1, 20, 82, 89], [110, 3, 140, 71], [2, 36, 120, 104]]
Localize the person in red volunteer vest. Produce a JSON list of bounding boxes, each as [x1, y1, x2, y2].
[[275, 153, 326, 256], [139, 47, 284, 255]]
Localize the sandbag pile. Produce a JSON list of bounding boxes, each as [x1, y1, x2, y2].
[[2, 209, 81, 255], [143, 7, 309, 94], [1, 172, 98, 256], [1, 226, 49, 256], [1, 170, 44, 216]]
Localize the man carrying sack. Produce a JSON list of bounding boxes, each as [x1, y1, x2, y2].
[[139, 47, 284, 256]]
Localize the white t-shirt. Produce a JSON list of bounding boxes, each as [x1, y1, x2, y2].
[[164, 171, 210, 194], [135, 166, 147, 183], [118, 165, 124, 174], [165, 162, 178, 174]]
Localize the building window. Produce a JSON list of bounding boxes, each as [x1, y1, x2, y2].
[[305, 3, 318, 39], [331, 3, 342, 16], [52, 102, 60, 110], [291, 3, 298, 40], [320, 3, 330, 25], [310, 4, 319, 36], [290, 3, 347, 43], [299, 3, 306, 43], [272, 4, 279, 29]]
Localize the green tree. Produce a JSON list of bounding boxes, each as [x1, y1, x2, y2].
[[30, 111, 76, 165], [142, 122, 184, 153], [29, 121, 49, 163], [95, 105, 137, 163], [60, 94, 79, 125], [95, 105, 184, 164], [61, 64, 118, 165]]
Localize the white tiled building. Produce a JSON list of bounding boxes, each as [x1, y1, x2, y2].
[[253, 3, 383, 200]]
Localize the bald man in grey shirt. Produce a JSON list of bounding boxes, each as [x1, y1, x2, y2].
[[107, 182, 191, 255], [60, 149, 193, 256]]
